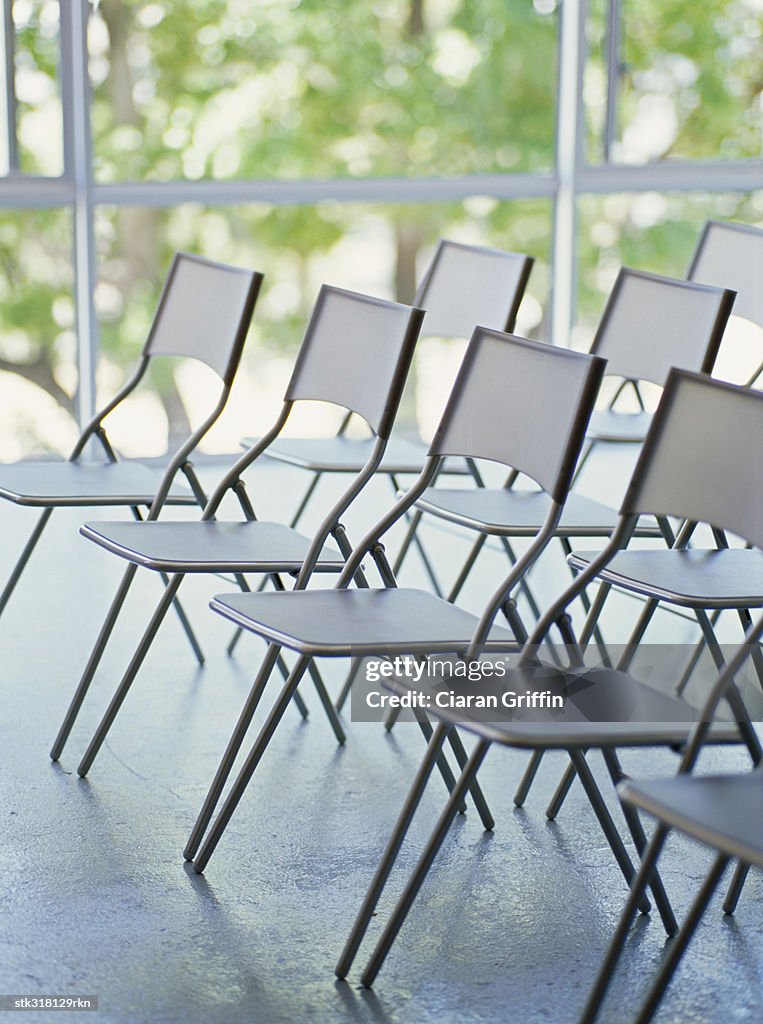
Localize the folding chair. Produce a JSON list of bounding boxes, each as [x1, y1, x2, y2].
[[688, 219, 763, 388], [234, 240, 533, 609], [186, 329, 607, 873], [346, 370, 761, 989], [389, 270, 734, 670], [0, 252, 261, 663], [576, 374, 763, 1024], [572, 267, 733, 484], [51, 286, 425, 774]]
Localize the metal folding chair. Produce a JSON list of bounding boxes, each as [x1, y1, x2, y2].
[[569, 266, 734, 479], [688, 219, 763, 388], [186, 329, 606, 874], [51, 286, 425, 774], [390, 269, 734, 670], [234, 239, 534, 609], [576, 373, 763, 1023], [347, 370, 761, 989], [0, 252, 262, 663]]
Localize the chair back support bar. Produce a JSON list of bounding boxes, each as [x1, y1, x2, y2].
[[144, 252, 262, 385], [429, 329, 606, 503], [285, 285, 424, 440], [339, 332, 605, 593], [591, 267, 735, 385], [688, 220, 763, 331], [414, 240, 533, 339], [621, 369, 763, 551]]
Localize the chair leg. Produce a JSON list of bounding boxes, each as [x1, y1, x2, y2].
[[183, 642, 284, 861], [722, 860, 749, 915], [275, 651, 309, 720], [446, 534, 487, 603], [601, 749, 677, 936], [559, 537, 609, 666], [233, 571, 310, 722], [391, 507, 424, 578], [335, 722, 451, 979], [546, 760, 578, 820], [76, 574, 184, 776], [157, 568, 204, 666], [192, 654, 313, 873], [634, 854, 730, 1024], [513, 750, 543, 807], [359, 740, 491, 988], [445, 728, 494, 830], [305, 657, 346, 745], [414, 713, 466, 814], [541, 600, 660, 819], [0, 506, 53, 619], [568, 749, 651, 914], [335, 656, 363, 713], [579, 824, 671, 1024], [50, 562, 139, 761]]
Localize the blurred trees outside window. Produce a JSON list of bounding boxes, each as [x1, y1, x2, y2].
[[0, 0, 759, 455]]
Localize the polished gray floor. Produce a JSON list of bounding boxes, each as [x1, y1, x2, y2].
[[2, 451, 761, 1023]]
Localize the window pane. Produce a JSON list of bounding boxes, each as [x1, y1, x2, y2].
[[94, 197, 552, 453], [613, 0, 762, 164], [0, 207, 76, 457], [3, 0, 64, 176], [89, 0, 557, 183]]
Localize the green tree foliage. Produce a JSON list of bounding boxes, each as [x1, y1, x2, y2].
[[0, 0, 760, 450]]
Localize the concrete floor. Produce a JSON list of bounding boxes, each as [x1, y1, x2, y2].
[[1, 452, 762, 1023]]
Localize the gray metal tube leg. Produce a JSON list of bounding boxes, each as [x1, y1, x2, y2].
[[335, 722, 451, 979], [0, 506, 53, 619], [513, 750, 544, 807], [578, 825, 670, 1024], [722, 861, 749, 915], [157, 568, 204, 666], [183, 642, 283, 861], [50, 561, 139, 761], [77, 574, 184, 776], [359, 740, 491, 987], [568, 749, 651, 914], [192, 655, 313, 873], [634, 854, 730, 1024]]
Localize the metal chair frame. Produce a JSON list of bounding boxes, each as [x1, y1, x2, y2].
[[51, 286, 425, 775], [184, 331, 607, 885], [0, 252, 262, 664], [347, 370, 762, 988]]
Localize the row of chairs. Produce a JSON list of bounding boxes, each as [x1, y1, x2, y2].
[[2, 219, 762, 1021]]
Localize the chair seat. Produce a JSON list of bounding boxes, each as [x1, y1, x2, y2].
[[0, 461, 196, 507], [210, 587, 517, 656], [567, 548, 763, 609], [380, 659, 742, 749], [586, 410, 653, 443], [415, 487, 661, 538], [242, 435, 469, 475], [79, 520, 345, 574], [620, 773, 763, 870]]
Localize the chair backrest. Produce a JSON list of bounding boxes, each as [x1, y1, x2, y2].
[[621, 369, 763, 550], [428, 330, 606, 503], [590, 267, 735, 385], [688, 220, 763, 331], [414, 240, 533, 339], [144, 252, 262, 385], [284, 285, 424, 439]]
